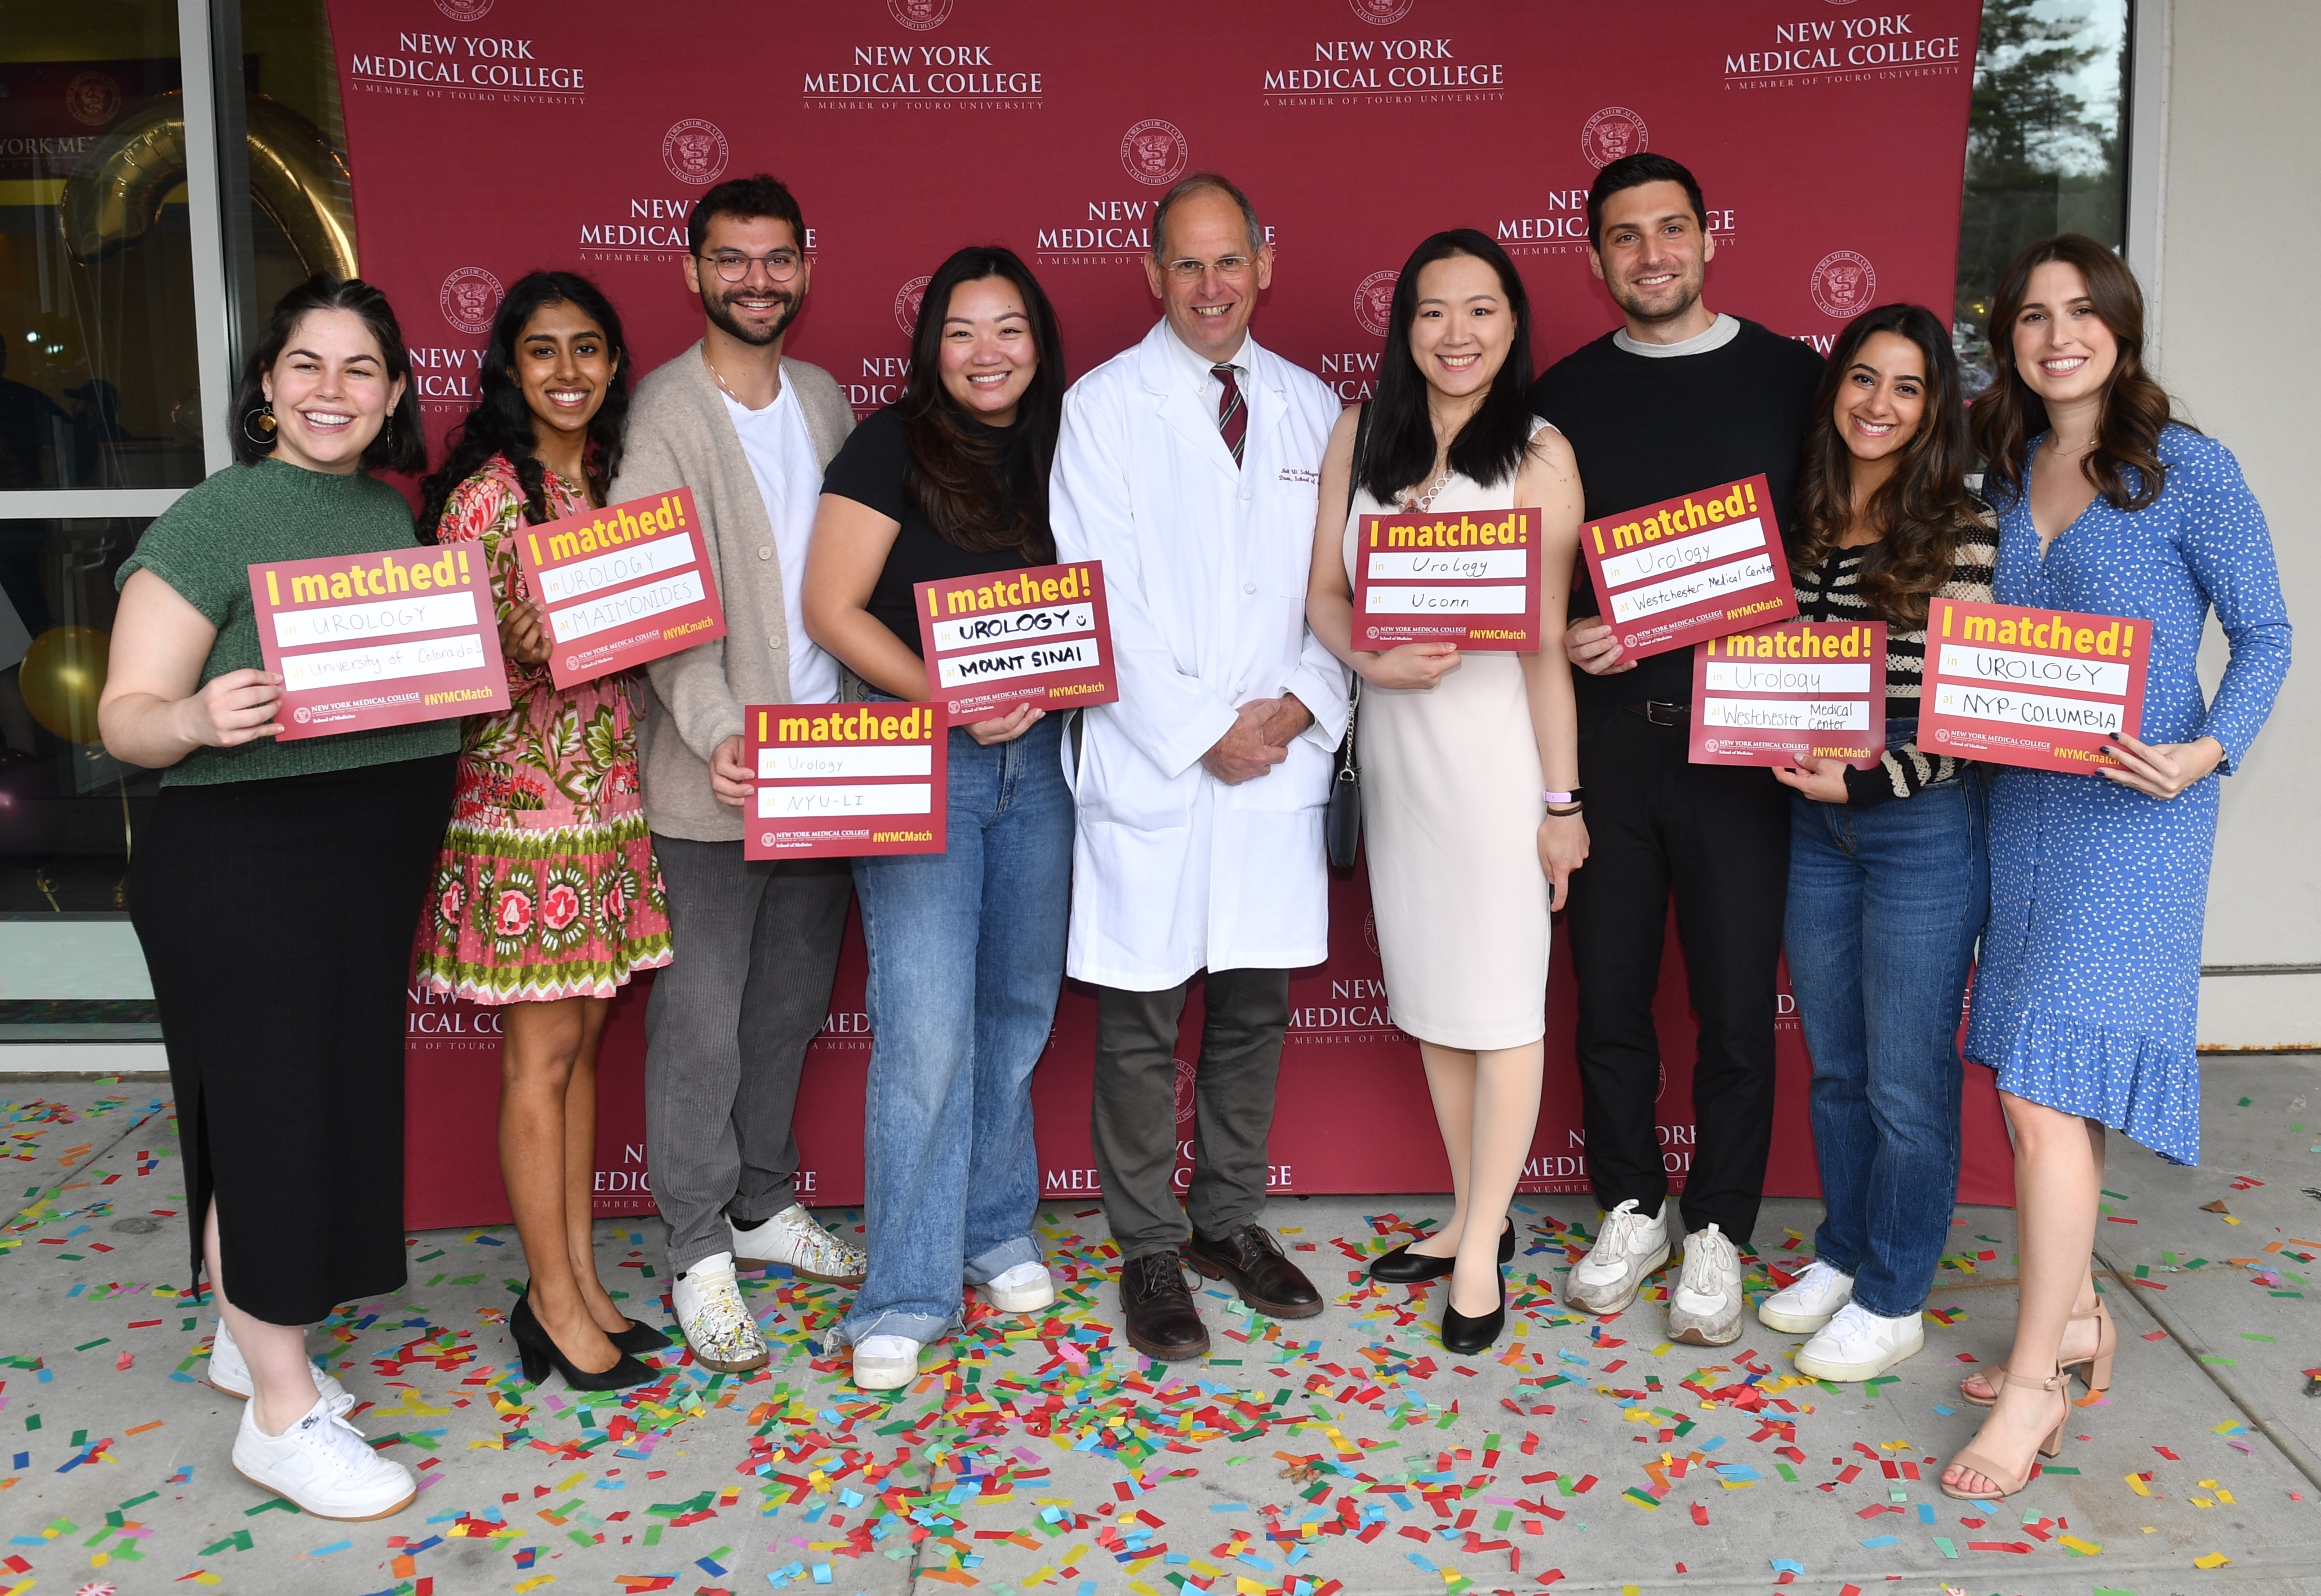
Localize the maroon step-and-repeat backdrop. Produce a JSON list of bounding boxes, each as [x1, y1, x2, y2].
[[327, 0, 2013, 1224]]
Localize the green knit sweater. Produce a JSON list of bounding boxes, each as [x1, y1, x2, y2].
[[115, 459, 462, 786]]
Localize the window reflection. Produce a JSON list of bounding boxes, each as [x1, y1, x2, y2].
[[1, 3, 206, 489], [1956, 0, 2133, 386]]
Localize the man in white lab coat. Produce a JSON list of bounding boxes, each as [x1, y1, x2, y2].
[[1051, 173, 1348, 1361]]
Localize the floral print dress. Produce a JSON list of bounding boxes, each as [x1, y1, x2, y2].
[[413, 455, 672, 1003]]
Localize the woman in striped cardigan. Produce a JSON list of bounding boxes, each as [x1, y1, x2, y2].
[[1750, 303, 1996, 1384]]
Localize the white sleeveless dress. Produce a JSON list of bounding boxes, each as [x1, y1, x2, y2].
[[1341, 424, 1553, 1050]]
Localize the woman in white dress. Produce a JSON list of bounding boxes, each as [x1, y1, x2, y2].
[[1306, 230, 1588, 1352]]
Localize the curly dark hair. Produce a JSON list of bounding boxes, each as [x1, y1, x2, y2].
[[1791, 303, 1977, 629], [415, 271, 632, 539], [1971, 234, 2187, 513], [895, 246, 1065, 561], [229, 274, 425, 475]]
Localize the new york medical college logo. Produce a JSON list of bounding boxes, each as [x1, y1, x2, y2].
[[1809, 250, 1877, 318], [1580, 105, 1648, 167], [662, 118, 730, 186], [1119, 119, 1189, 187], [1262, 1, 1509, 108], [343, 2, 584, 105], [438, 266, 504, 336], [802, 2, 1042, 111]]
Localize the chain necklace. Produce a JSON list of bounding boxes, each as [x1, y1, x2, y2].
[[701, 347, 774, 409]]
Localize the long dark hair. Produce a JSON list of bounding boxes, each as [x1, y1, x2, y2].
[[1791, 303, 1976, 629], [897, 246, 1065, 561], [1972, 234, 2184, 512], [416, 271, 633, 538], [229, 274, 425, 475], [1355, 230, 1536, 504]]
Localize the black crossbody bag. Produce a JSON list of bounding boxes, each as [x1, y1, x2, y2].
[[1323, 405, 1371, 872]]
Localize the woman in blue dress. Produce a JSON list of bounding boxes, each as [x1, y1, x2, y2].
[[1942, 237, 2291, 1501]]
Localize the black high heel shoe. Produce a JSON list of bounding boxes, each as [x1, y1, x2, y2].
[[1439, 1266, 1506, 1355], [607, 1318, 670, 1355], [1370, 1219, 1516, 1284], [511, 1291, 659, 1392]]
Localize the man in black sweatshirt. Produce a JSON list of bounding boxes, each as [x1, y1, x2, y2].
[[1527, 153, 1824, 1346]]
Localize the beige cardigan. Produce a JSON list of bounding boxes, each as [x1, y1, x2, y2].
[[611, 343, 855, 842]]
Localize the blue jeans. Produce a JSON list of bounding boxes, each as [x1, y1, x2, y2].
[[1783, 763, 1987, 1318], [835, 708, 1074, 1348]]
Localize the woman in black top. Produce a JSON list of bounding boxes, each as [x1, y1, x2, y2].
[[1751, 304, 1996, 1385], [802, 246, 1074, 1392]]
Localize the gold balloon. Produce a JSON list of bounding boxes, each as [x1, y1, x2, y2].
[[59, 91, 358, 281], [20, 626, 111, 745]]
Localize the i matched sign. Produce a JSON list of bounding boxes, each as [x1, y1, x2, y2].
[[1350, 506, 1541, 650], [1579, 474, 1798, 660], [744, 702, 947, 861], [1920, 597, 2148, 774], [914, 561, 1119, 726], [512, 487, 726, 687], [248, 544, 510, 739]]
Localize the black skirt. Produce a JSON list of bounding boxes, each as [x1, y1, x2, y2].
[[129, 753, 456, 1325]]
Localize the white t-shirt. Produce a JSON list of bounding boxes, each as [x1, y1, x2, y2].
[[721, 382, 838, 706]]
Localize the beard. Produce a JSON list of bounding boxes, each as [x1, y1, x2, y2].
[[703, 284, 800, 346], [1608, 263, 1705, 326]]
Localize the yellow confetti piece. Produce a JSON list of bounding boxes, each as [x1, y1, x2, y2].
[[2059, 1534, 2101, 1554], [514, 1578, 557, 1594], [2195, 1552, 2233, 1569], [2127, 1473, 2152, 1495]]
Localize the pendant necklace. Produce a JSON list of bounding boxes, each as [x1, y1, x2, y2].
[[1400, 461, 1453, 514]]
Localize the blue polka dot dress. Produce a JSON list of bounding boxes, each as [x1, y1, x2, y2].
[[1965, 425, 2291, 1164]]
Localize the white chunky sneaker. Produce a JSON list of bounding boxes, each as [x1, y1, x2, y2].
[[979, 1260, 1056, 1314], [1795, 1302, 1924, 1382], [232, 1394, 415, 1519], [731, 1203, 868, 1284], [1568, 1199, 1670, 1315], [1757, 1259, 1856, 1335], [1667, 1223, 1744, 1346], [208, 1318, 356, 1416], [851, 1334, 923, 1391], [672, 1252, 769, 1372]]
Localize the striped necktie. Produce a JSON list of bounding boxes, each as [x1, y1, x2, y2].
[[1212, 363, 1246, 468]]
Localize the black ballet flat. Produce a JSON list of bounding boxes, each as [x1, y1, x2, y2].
[[607, 1318, 670, 1355], [1370, 1219, 1516, 1284], [1439, 1266, 1507, 1355], [512, 1291, 659, 1392]]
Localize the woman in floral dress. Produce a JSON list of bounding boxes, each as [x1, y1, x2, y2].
[[414, 272, 670, 1390]]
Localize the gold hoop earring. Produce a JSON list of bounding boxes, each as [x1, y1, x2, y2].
[[241, 404, 277, 448]]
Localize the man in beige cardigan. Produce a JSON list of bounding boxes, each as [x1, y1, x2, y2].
[[608, 174, 864, 1373]]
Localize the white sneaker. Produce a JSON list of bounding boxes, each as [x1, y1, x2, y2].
[[232, 1394, 415, 1519], [672, 1252, 768, 1372], [1795, 1302, 1925, 1382], [1568, 1199, 1670, 1315], [851, 1333, 923, 1391], [1757, 1259, 1855, 1334], [731, 1203, 868, 1284], [208, 1318, 356, 1416], [979, 1260, 1055, 1314], [1667, 1223, 1744, 1346]]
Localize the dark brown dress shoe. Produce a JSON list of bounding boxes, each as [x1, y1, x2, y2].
[[1119, 1250, 1210, 1361], [1185, 1224, 1324, 1319]]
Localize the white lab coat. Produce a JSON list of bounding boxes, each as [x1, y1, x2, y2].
[[1051, 321, 1349, 990]]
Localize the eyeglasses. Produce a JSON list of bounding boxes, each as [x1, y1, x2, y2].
[[1160, 255, 1254, 284], [697, 248, 803, 284]]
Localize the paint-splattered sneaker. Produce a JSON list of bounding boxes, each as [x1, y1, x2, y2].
[[731, 1203, 868, 1285], [672, 1252, 768, 1373]]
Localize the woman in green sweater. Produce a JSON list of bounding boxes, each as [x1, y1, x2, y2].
[[99, 277, 458, 1521]]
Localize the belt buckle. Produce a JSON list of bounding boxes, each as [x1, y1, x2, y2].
[[1644, 700, 1688, 727]]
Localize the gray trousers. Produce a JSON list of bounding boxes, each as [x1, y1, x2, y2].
[[645, 835, 852, 1275], [1090, 967, 1290, 1262]]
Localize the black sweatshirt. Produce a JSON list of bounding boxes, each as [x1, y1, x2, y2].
[[1528, 317, 1825, 713]]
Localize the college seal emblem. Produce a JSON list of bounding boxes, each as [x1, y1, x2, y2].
[[1119, 119, 1190, 188], [438, 266, 504, 336], [1809, 250, 1877, 318], [1581, 106, 1648, 168], [1354, 270, 1400, 339], [887, 0, 953, 28], [662, 119, 731, 186], [893, 274, 932, 336], [1348, 0, 1415, 23]]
